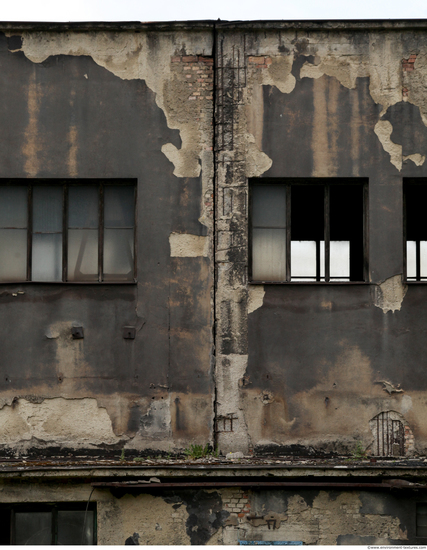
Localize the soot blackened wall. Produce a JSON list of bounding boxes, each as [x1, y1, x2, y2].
[[215, 25, 427, 456], [0, 28, 214, 454]]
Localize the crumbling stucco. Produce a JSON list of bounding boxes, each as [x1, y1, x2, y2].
[[0, 479, 413, 545], [403, 153, 426, 166], [224, 490, 405, 545], [216, 354, 250, 454], [18, 31, 213, 230], [98, 493, 191, 545], [374, 120, 403, 171], [297, 33, 427, 168], [0, 397, 121, 452], [127, 397, 172, 450], [247, 286, 265, 314], [169, 232, 209, 257], [374, 275, 407, 313]]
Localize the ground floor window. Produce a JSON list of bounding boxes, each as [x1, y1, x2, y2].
[[0, 503, 96, 545]]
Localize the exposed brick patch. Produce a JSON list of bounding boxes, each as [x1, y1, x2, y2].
[[248, 55, 272, 69], [402, 53, 417, 72], [402, 87, 409, 97], [222, 488, 252, 528], [181, 55, 198, 63], [171, 55, 213, 102]]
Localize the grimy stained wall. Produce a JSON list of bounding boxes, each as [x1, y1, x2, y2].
[[0, 24, 215, 455], [0, 475, 418, 545], [1, 21, 427, 459], [215, 21, 427, 456]]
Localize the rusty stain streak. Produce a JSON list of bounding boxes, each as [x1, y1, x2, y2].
[[23, 72, 42, 176]]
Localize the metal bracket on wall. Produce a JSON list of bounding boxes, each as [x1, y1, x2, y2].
[[123, 326, 136, 339]]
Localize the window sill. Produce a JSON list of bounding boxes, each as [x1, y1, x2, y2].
[[0, 280, 138, 285], [248, 281, 370, 285]]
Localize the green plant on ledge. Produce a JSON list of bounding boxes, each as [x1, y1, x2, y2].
[[350, 441, 367, 460], [184, 443, 219, 460]]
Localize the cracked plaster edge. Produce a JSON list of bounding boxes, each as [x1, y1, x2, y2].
[[403, 153, 426, 166], [298, 43, 426, 168], [373, 274, 408, 314], [169, 232, 209, 257], [260, 55, 296, 95], [18, 32, 211, 227], [247, 285, 265, 314], [242, 55, 297, 178], [374, 120, 402, 171], [0, 395, 131, 441], [0, 396, 128, 448], [0, 394, 104, 410]]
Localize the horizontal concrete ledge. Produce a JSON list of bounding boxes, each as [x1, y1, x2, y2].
[[1, 463, 427, 480], [92, 480, 426, 490], [0, 19, 427, 33]]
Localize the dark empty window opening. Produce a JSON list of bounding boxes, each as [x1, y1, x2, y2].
[[0, 502, 96, 545], [250, 179, 368, 283], [0, 180, 136, 283], [404, 180, 427, 281], [417, 504, 427, 537]]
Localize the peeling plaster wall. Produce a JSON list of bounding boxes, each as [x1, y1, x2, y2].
[[0, 397, 122, 453], [0, 28, 214, 455], [214, 27, 427, 456], [3, 22, 427, 459], [0, 480, 420, 545]]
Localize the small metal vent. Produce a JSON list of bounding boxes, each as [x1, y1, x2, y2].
[[374, 411, 404, 457]]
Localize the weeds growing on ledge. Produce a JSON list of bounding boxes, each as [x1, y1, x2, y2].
[[184, 443, 219, 460], [349, 441, 367, 460]]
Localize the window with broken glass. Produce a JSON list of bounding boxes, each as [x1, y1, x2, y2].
[[0, 180, 136, 283], [0, 503, 96, 545], [404, 180, 427, 282], [249, 179, 368, 283]]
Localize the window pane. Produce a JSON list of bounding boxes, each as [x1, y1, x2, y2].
[[0, 186, 27, 228], [417, 504, 427, 536], [104, 186, 135, 228], [252, 185, 286, 228], [407, 241, 416, 279], [330, 240, 350, 279], [0, 229, 27, 281], [68, 229, 98, 281], [32, 233, 62, 281], [103, 228, 134, 281], [330, 184, 364, 282], [33, 186, 63, 233], [15, 512, 52, 545], [291, 185, 324, 241], [252, 228, 286, 281], [291, 240, 316, 279], [69, 186, 98, 229], [58, 510, 94, 545], [421, 241, 427, 279]]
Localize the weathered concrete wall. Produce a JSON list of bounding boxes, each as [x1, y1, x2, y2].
[[214, 25, 427, 456], [2, 20, 427, 460], [0, 27, 214, 455], [0, 479, 420, 545]]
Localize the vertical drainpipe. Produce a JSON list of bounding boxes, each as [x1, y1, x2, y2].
[[212, 20, 218, 452]]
